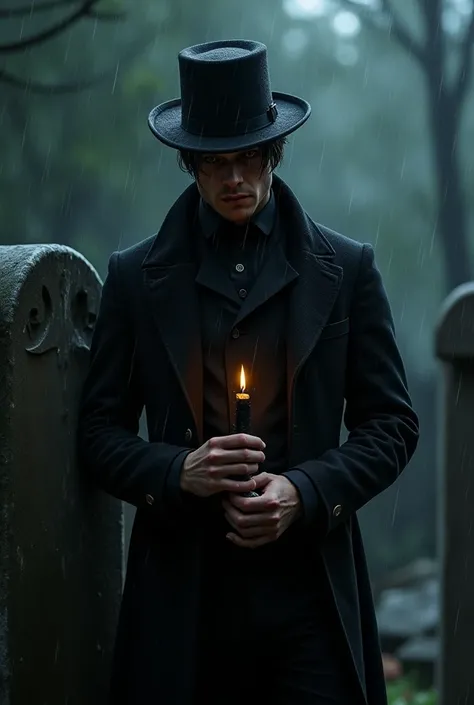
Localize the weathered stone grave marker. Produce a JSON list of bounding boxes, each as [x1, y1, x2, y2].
[[0, 245, 123, 705], [435, 282, 474, 705]]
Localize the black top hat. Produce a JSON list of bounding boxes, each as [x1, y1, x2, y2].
[[148, 39, 311, 153]]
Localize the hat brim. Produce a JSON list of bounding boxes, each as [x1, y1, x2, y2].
[[147, 91, 311, 152]]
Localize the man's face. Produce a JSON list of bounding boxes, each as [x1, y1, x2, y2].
[[196, 148, 272, 224]]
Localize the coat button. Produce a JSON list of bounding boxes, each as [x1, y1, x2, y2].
[[145, 494, 155, 506], [333, 504, 342, 517], [184, 428, 193, 442], [231, 328, 240, 339]]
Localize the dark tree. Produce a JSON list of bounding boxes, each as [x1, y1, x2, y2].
[[0, 0, 126, 93], [340, 0, 474, 292]]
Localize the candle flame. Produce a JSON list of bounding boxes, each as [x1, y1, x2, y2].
[[240, 365, 246, 392]]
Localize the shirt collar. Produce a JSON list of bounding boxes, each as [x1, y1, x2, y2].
[[199, 190, 276, 239]]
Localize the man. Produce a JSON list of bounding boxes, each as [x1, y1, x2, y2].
[[78, 40, 419, 705]]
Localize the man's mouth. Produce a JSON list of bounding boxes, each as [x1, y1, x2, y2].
[[221, 194, 252, 202]]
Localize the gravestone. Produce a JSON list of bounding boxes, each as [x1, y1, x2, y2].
[[0, 245, 123, 705], [435, 282, 474, 705]]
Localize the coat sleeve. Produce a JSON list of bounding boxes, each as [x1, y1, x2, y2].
[[283, 243, 419, 536], [77, 252, 192, 525]]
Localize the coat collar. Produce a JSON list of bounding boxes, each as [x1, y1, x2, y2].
[[199, 190, 276, 239], [141, 174, 338, 268], [141, 175, 343, 444]]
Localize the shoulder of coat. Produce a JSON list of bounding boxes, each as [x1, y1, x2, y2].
[[309, 217, 365, 269]]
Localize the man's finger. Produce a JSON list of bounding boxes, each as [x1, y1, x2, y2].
[[253, 472, 273, 488], [224, 510, 277, 531], [209, 461, 261, 477], [227, 490, 278, 512], [211, 434, 266, 451], [219, 450, 265, 466], [224, 513, 272, 538], [222, 500, 277, 528], [226, 532, 274, 549], [218, 478, 257, 494]]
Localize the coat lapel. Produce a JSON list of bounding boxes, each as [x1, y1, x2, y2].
[[271, 176, 344, 430], [235, 240, 299, 325], [287, 253, 343, 395], [141, 184, 204, 444], [194, 245, 240, 304]]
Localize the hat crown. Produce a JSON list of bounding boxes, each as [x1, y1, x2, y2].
[[178, 40, 275, 140], [183, 45, 250, 62]]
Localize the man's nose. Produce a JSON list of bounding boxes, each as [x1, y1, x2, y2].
[[222, 164, 244, 189]]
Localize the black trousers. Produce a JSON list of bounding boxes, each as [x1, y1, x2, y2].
[[195, 556, 362, 705]]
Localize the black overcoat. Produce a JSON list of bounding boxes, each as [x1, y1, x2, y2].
[[78, 175, 419, 705]]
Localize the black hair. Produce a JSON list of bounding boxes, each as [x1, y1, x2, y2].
[[177, 136, 287, 179]]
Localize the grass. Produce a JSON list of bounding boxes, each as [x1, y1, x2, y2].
[[386, 678, 437, 705]]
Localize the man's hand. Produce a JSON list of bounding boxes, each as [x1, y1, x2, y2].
[[179, 434, 266, 498], [222, 472, 302, 549]]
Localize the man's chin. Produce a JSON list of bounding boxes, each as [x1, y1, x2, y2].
[[218, 200, 255, 224]]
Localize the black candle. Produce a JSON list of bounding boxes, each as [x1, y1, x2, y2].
[[235, 364, 251, 433], [234, 365, 259, 497]]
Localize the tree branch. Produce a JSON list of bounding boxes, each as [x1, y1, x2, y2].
[[453, 6, 474, 106], [0, 0, 124, 20], [338, 0, 427, 65], [0, 0, 82, 18], [0, 0, 126, 21], [0, 0, 101, 53], [0, 30, 157, 94]]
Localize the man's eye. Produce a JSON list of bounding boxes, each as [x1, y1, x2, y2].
[[244, 150, 258, 159], [203, 155, 217, 164]]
